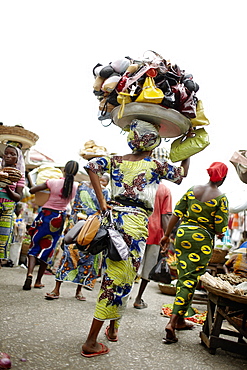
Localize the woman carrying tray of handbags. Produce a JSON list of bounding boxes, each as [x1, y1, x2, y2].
[[81, 119, 191, 358], [160, 162, 229, 344], [0, 143, 25, 262], [45, 174, 110, 301]]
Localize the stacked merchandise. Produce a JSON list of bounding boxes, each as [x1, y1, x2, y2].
[[92, 50, 209, 132], [92, 51, 210, 160]]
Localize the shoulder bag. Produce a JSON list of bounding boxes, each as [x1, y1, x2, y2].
[[169, 127, 210, 163], [76, 211, 101, 248]]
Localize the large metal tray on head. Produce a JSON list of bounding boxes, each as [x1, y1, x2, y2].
[[111, 102, 191, 138]]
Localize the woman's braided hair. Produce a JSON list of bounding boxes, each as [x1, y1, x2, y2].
[[62, 160, 79, 198]]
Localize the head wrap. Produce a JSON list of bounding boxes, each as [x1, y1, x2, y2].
[[207, 162, 228, 182], [127, 119, 161, 152]]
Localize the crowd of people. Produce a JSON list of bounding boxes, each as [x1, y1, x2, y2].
[[1, 119, 247, 359]]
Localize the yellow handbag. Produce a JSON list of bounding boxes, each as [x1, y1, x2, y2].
[[169, 128, 210, 163], [190, 100, 210, 127], [117, 91, 134, 119], [136, 77, 164, 104]]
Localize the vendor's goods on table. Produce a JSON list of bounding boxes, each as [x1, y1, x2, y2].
[[217, 272, 247, 285], [0, 167, 22, 187], [92, 50, 210, 160], [200, 272, 247, 296]]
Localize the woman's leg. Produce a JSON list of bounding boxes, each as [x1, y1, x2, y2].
[[34, 260, 48, 286], [105, 319, 118, 341], [82, 318, 106, 354], [23, 255, 36, 290], [26, 255, 36, 276], [75, 284, 86, 300]]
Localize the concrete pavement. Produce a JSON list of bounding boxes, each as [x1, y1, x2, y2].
[[1, 265, 247, 370]]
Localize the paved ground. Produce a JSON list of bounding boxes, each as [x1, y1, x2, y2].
[[1, 265, 247, 370]]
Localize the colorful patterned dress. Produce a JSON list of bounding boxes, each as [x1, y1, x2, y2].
[[172, 187, 229, 316], [54, 182, 110, 290], [0, 175, 25, 259], [85, 155, 185, 327]]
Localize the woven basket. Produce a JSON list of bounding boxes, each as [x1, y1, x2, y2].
[[209, 249, 228, 264], [158, 283, 176, 296], [0, 125, 39, 149]]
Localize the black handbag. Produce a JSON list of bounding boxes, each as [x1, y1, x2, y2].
[[148, 257, 171, 284], [82, 225, 109, 255], [106, 210, 129, 261]]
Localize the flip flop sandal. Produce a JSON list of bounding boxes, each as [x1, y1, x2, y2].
[[23, 276, 32, 290], [133, 299, 148, 309], [75, 294, 86, 301], [105, 325, 118, 342], [162, 337, 178, 344], [34, 284, 45, 289], [45, 292, 59, 300], [81, 343, 110, 358]]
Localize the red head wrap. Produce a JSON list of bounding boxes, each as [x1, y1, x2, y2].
[[207, 162, 228, 182]]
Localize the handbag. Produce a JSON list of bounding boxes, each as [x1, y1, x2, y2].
[[76, 211, 101, 247], [136, 77, 164, 104], [82, 225, 109, 254], [169, 127, 210, 163], [190, 100, 210, 127], [64, 220, 86, 244], [230, 150, 247, 184], [106, 209, 129, 261], [117, 91, 134, 119], [148, 257, 171, 284]]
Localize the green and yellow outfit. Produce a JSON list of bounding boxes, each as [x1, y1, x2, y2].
[[172, 187, 229, 316]]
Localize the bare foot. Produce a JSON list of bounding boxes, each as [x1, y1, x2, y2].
[[175, 318, 194, 330], [105, 325, 118, 342], [82, 341, 106, 354], [163, 323, 178, 344]]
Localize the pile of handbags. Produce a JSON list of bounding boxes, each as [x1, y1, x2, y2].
[[93, 50, 200, 122]]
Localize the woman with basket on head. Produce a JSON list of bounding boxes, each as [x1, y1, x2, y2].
[[22, 160, 79, 290], [160, 162, 229, 344], [0, 143, 25, 263], [81, 119, 191, 358]]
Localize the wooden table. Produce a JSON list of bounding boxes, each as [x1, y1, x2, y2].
[[200, 283, 247, 356]]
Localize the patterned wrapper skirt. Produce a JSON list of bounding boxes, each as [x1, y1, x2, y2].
[[28, 209, 66, 263], [94, 206, 148, 328], [55, 243, 101, 290], [172, 225, 214, 316], [0, 201, 15, 259]]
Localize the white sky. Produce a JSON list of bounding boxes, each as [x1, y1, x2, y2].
[[0, 0, 246, 208]]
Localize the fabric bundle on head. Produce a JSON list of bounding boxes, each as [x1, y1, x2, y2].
[[127, 119, 161, 152], [207, 162, 228, 182]]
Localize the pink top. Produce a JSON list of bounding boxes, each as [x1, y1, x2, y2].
[[43, 178, 77, 211], [146, 183, 172, 245]]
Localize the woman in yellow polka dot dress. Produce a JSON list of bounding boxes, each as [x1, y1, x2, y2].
[[160, 162, 229, 344]]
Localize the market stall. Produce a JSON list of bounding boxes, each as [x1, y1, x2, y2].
[[200, 272, 247, 356]]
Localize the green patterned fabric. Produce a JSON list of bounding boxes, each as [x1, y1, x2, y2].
[[172, 187, 229, 316]]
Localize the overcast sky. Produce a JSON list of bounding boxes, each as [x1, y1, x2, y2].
[[0, 0, 246, 208]]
